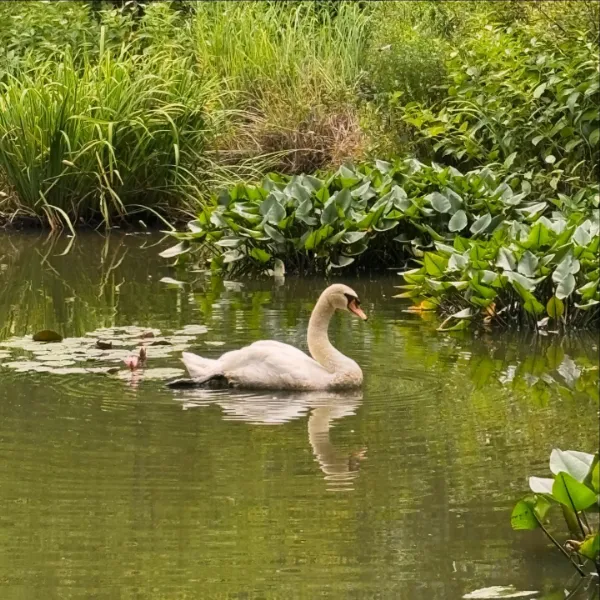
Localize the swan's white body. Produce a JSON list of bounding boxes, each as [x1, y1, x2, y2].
[[182, 284, 367, 390]]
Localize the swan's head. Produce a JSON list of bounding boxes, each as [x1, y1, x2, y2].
[[322, 284, 368, 321]]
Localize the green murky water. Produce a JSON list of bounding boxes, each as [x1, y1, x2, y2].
[[0, 233, 598, 600]]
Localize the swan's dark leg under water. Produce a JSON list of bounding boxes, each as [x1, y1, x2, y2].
[[166, 375, 232, 389]]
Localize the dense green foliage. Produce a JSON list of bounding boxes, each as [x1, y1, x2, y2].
[[511, 448, 599, 574]]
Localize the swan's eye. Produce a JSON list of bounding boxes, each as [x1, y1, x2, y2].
[[344, 293, 359, 307]]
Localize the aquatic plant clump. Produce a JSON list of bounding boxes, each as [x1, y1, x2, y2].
[[511, 448, 599, 575], [397, 211, 600, 330], [167, 159, 567, 274]]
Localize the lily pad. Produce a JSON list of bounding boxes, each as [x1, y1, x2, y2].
[[463, 587, 537, 599], [116, 368, 185, 381], [32, 330, 63, 343]]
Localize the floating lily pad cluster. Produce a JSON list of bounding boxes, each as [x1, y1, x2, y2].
[[0, 324, 211, 381]]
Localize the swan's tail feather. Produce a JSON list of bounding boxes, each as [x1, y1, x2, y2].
[[181, 351, 220, 380]]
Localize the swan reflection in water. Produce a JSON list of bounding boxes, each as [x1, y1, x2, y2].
[[173, 388, 366, 491]]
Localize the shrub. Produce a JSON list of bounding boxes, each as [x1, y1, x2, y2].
[[402, 21, 600, 193]]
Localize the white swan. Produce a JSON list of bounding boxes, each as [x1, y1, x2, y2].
[[181, 283, 368, 390]]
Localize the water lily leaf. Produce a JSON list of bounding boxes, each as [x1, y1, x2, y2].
[[546, 296, 564, 319], [470, 213, 492, 235], [32, 330, 63, 343], [550, 449, 595, 482], [592, 461, 599, 493], [552, 472, 597, 511], [529, 477, 554, 495], [463, 586, 537, 599], [452, 308, 472, 319], [449, 210, 468, 232], [159, 242, 189, 259], [511, 499, 539, 530], [424, 252, 448, 277], [517, 251, 538, 277], [426, 192, 451, 213]]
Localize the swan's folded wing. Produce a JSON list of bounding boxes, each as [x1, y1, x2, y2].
[[220, 341, 333, 389]]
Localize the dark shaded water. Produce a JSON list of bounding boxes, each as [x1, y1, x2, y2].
[[0, 233, 598, 600]]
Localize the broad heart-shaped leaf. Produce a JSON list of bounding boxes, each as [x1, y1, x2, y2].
[[550, 449, 595, 482], [496, 247, 516, 271], [526, 222, 550, 249], [556, 273, 576, 299], [546, 296, 564, 319], [592, 461, 599, 493], [424, 252, 448, 277], [505, 271, 537, 292], [449, 210, 468, 232], [320, 200, 339, 225], [572, 223, 592, 246], [159, 242, 189, 259], [426, 192, 451, 213], [470, 213, 492, 235], [552, 252, 580, 283], [260, 194, 286, 225], [250, 247, 272, 263], [529, 477, 554, 495], [517, 251, 539, 277], [263, 224, 286, 243], [511, 499, 539, 530], [330, 255, 354, 268], [341, 231, 367, 244], [552, 472, 597, 511], [579, 533, 599, 561], [334, 188, 352, 212]]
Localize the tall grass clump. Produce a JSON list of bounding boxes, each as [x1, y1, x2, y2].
[[191, 1, 371, 173], [0, 27, 220, 228]]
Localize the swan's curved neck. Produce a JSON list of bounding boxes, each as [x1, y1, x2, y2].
[[307, 293, 349, 373]]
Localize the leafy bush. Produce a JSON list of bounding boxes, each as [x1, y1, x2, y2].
[[511, 448, 599, 575], [164, 158, 582, 274], [403, 21, 600, 193], [397, 209, 600, 330]]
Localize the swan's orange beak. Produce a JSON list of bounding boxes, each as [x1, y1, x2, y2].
[[349, 299, 368, 321]]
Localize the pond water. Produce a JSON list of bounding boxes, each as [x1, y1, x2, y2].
[[0, 232, 598, 600]]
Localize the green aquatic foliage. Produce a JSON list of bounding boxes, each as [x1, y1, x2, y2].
[[167, 159, 561, 274], [511, 448, 599, 575], [403, 21, 600, 194], [397, 209, 600, 329]]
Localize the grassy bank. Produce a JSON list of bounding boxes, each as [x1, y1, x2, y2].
[[0, 1, 598, 236]]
